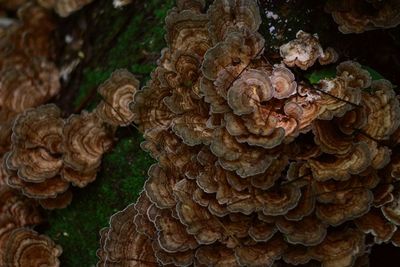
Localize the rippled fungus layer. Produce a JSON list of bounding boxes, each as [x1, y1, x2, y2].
[[1, 69, 139, 209], [97, 0, 400, 266]]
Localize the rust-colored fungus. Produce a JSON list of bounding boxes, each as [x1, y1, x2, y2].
[[97, 0, 400, 265]]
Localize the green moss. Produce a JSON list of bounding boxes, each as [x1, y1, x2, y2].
[[73, 69, 112, 110]]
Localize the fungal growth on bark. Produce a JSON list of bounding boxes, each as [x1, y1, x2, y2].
[[1, 68, 139, 208], [97, 0, 400, 266]]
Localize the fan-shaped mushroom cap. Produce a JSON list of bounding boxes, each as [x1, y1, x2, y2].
[[132, 81, 175, 133], [337, 61, 371, 89], [207, 0, 261, 44], [310, 229, 365, 267], [280, 31, 324, 70], [319, 47, 339, 65], [99, 203, 158, 266], [2, 228, 62, 267], [360, 80, 400, 140], [63, 112, 114, 172], [270, 66, 297, 99], [95, 69, 139, 127], [0, 187, 43, 227], [201, 29, 264, 94], [355, 208, 396, 244], [165, 6, 210, 56], [227, 69, 273, 115], [309, 142, 371, 181], [314, 176, 374, 226], [276, 216, 327, 246], [11, 104, 63, 153], [0, 62, 60, 113], [316, 77, 362, 120]]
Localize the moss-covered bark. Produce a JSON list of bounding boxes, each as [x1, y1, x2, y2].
[[43, 0, 173, 266]]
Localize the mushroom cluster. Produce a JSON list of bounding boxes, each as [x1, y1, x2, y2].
[[2, 69, 138, 209], [325, 0, 400, 34], [0, 184, 62, 266], [97, 0, 400, 266], [0, 3, 59, 153]]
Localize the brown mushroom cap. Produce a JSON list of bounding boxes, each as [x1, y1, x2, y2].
[[3, 228, 62, 267], [207, 0, 262, 44], [279, 31, 324, 70], [95, 69, 139, 127], [63, 112, 114, 172]]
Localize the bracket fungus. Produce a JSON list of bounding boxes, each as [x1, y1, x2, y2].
[[1, 66, 136, 208], [97, 0, 400, 266]]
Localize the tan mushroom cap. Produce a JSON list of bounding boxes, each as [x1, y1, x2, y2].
[[0, 187, 43, 227], [144, 164, 179, 209], [310, 229, 365, 267], [132, 81, 175, 134], [210, 127, 276, 177], [355, 208, 397, 244], [279, 31, 324, 70], [201, 29, 264, 93], [276, 215, 327, 246], [309, 142, 371, 181], [154, 208, 198, 253], [337, 61, 371, 90], [100, 203, 158, 266], [316, 77, 362, 120], [207, 0, 262, 44], [95, 69, 139, 127], [63, 112, 114, 172], [227, 69, 273, 115], [312, 119, 353, 155], [11, 104, 64, 153], [38, 189, 73, 210], [6, 175, 70, 200], [0, 62, 60, 113], [5, 148, 63, 183], [173, 180, 224, 244], [319, 47, 339, 66], [270, 66, 297, 99], [164, 9, 210, 57], [314, 177, 374, 226], [360, 79, 400, 140], [3, 228, 62, 267]]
